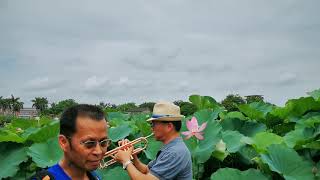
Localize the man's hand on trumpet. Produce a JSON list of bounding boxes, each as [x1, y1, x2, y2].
[[112, 139, 134, 164]]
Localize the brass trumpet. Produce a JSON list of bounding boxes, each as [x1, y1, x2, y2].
[[99, 133, 154, 169]]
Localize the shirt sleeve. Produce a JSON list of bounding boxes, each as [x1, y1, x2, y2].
[[148, 151, 183, 180]]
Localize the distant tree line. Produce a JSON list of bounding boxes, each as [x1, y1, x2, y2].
[[0, 94, 265, 118]]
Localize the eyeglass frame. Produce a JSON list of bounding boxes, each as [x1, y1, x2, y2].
[[65, 135, 112, 150], [150, 121, 171, 128]]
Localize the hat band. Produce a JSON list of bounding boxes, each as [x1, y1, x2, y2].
[[151, 114, 177, 118]]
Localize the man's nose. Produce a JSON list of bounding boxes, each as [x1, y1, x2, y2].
[[92, 144, 104, 155]]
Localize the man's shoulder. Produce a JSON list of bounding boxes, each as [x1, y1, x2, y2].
[[31, 164, 101, 180], [165, 138, 190, 154], [29, 164, 66, 180], [29, 168, 55, 180]]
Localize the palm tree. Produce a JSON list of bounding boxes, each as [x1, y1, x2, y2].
[[9, 94, 23, 115], [0, 96, 3, 114], [12, 101, 24, 116], [1, 98, 11, 115], [31, 97, 49, 112]]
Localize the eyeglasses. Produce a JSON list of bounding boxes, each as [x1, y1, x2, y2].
[[80, 139, 112, 150], [66, 136, 111, 150], [150, 121, 168, 128]]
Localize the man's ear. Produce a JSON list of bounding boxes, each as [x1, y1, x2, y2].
[[167, 122, 175, 131], [58, 135, 70, 152]]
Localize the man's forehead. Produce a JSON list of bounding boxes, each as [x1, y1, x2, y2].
[[74, 117, 108, 137]]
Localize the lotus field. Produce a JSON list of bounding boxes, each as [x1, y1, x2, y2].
[[1, 90, 320, 180]]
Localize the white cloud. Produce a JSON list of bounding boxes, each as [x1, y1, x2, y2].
[[0, 0, 320, 107]]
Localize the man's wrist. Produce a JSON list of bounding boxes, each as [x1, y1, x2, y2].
[[122, 160, 133, 170]]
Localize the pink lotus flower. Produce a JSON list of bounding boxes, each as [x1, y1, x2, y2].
[[182, 117, 207, 140]]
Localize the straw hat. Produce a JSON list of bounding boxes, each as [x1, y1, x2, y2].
[[147, 101, 184, 122]]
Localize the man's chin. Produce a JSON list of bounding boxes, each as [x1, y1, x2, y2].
[[86, 161, 101, 170]]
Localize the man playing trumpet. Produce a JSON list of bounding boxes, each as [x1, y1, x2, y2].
[[114, 101, 192, 180]]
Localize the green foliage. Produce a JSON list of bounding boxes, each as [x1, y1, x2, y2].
[[238, 101, 274, 121], [221, 130, 246, 153], [108, 124, 133, 142], [31, 97, 49, 112], [307, 88, 320, 101], [220, 118, 266, 137], [271, 97, 320, 119], [0, 143, 28, 179], [210, 168, 268, 180], [117, 102, 137, 112], [189, 95, 221, 111], [174, 100, 198, 116], [27, 137, 63, 168], [261, 144, 314, 180], [138, 102, 155, 112], [245, 95, 264, 104], [252, 132, 284, 152], [0, 89, 320, 180], [144, 138, 163, 160], [97, 166, 129, 180], [48, 99, 78, 115], [221, 94, 246, 112]]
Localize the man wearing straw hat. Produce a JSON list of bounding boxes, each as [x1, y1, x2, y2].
[[114, 101, 192, 180]]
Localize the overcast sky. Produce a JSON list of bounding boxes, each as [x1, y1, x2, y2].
[[0, 0, 319, 107]]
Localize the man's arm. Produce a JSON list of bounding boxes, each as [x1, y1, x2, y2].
[[114, 149, 158, 180], [126, 162, 158, 180], [117, 139, 150, 174], [132, 154, 149, 174]]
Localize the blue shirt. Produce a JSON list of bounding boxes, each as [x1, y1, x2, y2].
[[47, 163, 101, 180], [148, 137, 192, 180]]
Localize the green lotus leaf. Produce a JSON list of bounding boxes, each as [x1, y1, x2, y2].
[[27, 137, 63, 168], [284, 128, 314, 148], [302, 115, 320, 128], [252, 132, 283, 152], [183, 133, 198, 154], [238, 102, 273, 120], [0, 129, 25, 143], [261, 144, 314, 180], [143, 137, 162, 160], [271, 97, 320, 119], [221, 111, 247, 120], [24, 120, 59, 143], [11, 118, 37, 129], [97, 166, 129, 180], [0, 143, 28, 179], [272, 122, 295, 136], [195, 109, 222, 124], [10, 170, 33, 180], [315, 161, 320, 178], [107, 112, 130, 121], [221, 118, 266, 137], [303, 140, 320, 150], [108, 124, 132, 142], [307, 88, 320, 101], [221, 130, 246, 153], [238, 145, 259, 165], [131, 113, 152, 136], [189, 95, 221, 111], [210, 168, 268, 180]]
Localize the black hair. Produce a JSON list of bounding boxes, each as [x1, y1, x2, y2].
[[60, 104, 106, 138], [161, 121, 182, 132]]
